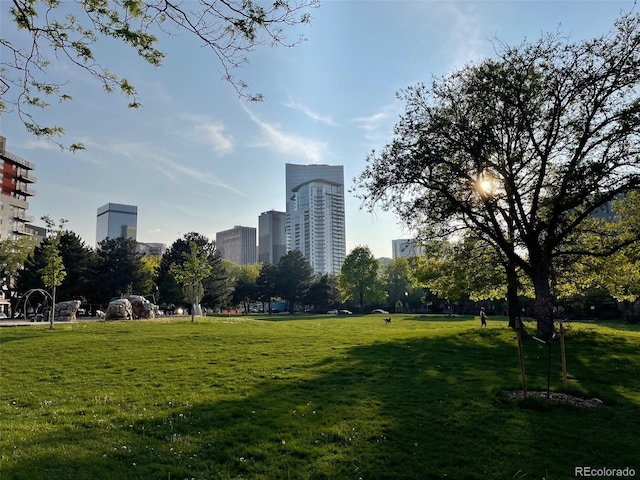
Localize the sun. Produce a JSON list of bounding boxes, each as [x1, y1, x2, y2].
[[478, 178, 493, 194]]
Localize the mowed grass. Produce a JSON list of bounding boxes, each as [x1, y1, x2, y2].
[[1, 314, 639, 480]]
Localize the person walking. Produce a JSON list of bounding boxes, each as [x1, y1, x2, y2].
[[480, 307, 488, 327]]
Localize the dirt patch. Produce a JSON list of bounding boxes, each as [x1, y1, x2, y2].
[[507, 390, 605, 408]]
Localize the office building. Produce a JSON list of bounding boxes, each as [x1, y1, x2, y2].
[[285, 163, 346, 276], [137, 242, 168, 257], [0, 136, 36, 240], [216, 225, 257, 265], [26, 224, 47, 245], [392, 239, 425, 259], [96, 203, 137, 244], [258, 210, 286, 264]]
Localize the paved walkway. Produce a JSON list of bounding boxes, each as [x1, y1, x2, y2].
[[0, 318, 100, 327]]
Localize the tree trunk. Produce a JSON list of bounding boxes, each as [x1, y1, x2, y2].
[[49, 286, 56, 330], [532, 268, 554, 341], [506, 260, 519, 330]]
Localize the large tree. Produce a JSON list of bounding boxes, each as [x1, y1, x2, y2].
[[555, 191, 640, 320], [16, 231, 95, 303], [255, 262, 278, 313], [231, 263, 261, 314], [338, 246, 384, 313], [382, 257, 414, 313], [157, 232, 230, 310], [1, 0, 318, 148], [275, 249, 312, 312], [55, 232, 95, 302], [305, 273, 341, 313], [91, 237, 145, 304], [355, 12, 640, 339]]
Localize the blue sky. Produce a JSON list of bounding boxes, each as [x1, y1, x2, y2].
[[0, 1, 633, 258]]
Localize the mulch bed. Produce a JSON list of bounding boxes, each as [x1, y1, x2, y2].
[[507, 390, 605, 408]]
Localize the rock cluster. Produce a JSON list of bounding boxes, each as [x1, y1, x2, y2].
[[54, 300, 81, 322], [105, 295, 157, 320], [507, 390, 605, 408], [126, 295, 157, 319]]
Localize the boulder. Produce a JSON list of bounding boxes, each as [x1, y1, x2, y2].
[[54, 300, 81, 322], [105, 298, 133, 320], [124, 295, 157, 319]]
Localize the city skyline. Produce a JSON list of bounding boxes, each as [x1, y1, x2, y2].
[[1, 1, 631, 258]]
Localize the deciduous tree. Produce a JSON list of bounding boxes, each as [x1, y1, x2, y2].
[[170, 241, 212, 322], [231, 263, 261, 314], [275, 249, 312, 312], [305, 274, 341, 313], [38, 216, 67, 329], [256, 262, 278, 313], [382, 257, 414, 312], [158, 232, 230, 310], [0, 235, 35, 308], [555, 192, 640, 320], [338, 246, 385, 313], [355, 12, 640, 339]]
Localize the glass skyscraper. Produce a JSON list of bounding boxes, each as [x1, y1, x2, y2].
[[285, 163, 346, 275], [96, 203, 138, 244], [258, 210, 286, 264]]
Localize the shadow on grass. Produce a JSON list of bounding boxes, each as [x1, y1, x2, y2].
[[577, 319, 640, 333], [3, 328, 639, 479]]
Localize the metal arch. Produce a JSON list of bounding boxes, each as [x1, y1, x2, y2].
[[16, 289, 53, 320]]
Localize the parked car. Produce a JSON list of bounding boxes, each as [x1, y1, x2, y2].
[[327, 309, 339, 314], [339, 310, 353, 315], [371, 309, 389, 314]]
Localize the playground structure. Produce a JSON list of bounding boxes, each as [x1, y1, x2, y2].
[[11, 290, 158, 322], [14, 288, 52, 322]]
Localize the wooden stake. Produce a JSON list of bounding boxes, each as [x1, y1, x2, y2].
[[560, 322, 568, 390], [516, 317, 527, 398]]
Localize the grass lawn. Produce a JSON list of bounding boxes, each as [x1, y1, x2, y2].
[[1, 314, 639, 479]]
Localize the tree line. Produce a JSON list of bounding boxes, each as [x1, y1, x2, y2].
[[1, 223, 637, 320]]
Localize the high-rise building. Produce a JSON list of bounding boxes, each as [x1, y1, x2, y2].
[[216, 225, 257, 265], [0, 136, 36, 241], [392, 239, 425, 259], [285, 163, 346, 276], [258, 210, 286, 264], [96, 203, 137, 244], [137, 242, 168, 258]]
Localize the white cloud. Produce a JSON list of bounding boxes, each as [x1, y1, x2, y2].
[[244, 106, 328, 164], [84, 139, 247, 197], [23, 139, 63, 152], [351, 103, 401, 145], [194, 122, 234, 155], [175, 113, 234, 155], [445, 4, 487, 70], [283, 99, 336, 126]]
